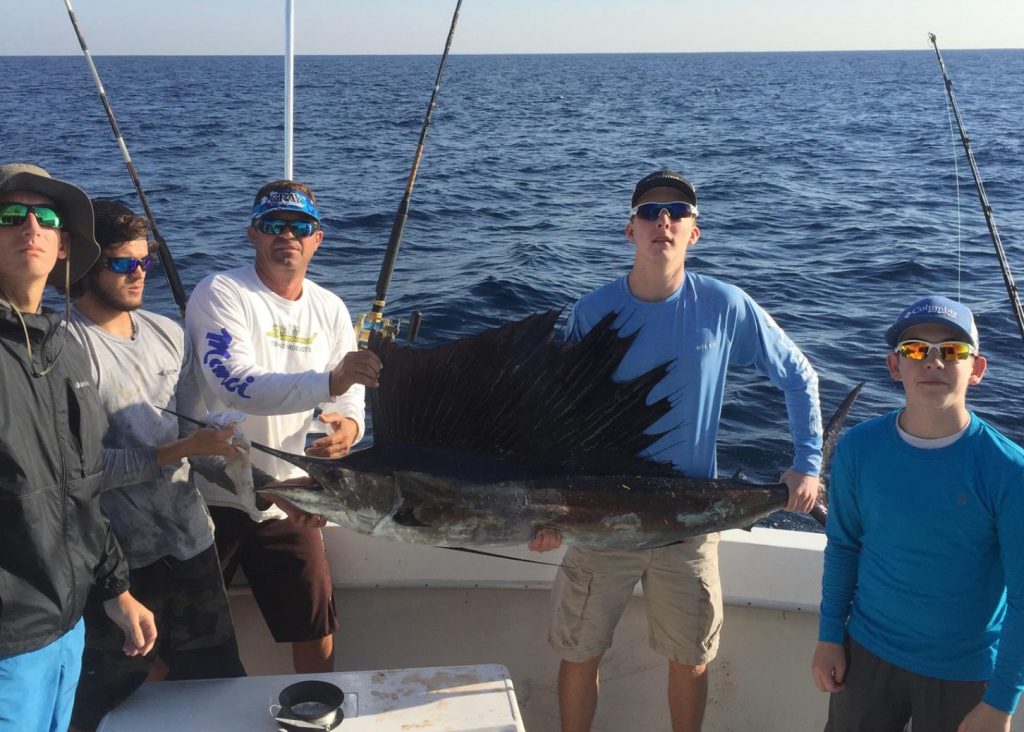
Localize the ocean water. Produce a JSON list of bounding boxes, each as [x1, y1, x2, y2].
[[4, 51, 1024, 529]]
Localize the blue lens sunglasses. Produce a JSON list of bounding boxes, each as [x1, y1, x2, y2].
[[256, 218, 320, 238], [104, 256, 155, 274]]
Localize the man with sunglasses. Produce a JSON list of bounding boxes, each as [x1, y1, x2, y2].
[[64, 200, 247, 731], [531, 169, 823, 732], [813, 296, 1024, 732], [0, 164, 156, 732], [185, 180, 381, 673]]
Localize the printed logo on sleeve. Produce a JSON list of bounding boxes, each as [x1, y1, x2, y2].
[[203, 328, 255, 398]]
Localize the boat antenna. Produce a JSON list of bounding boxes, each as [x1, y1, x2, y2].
[[284, 0, 295, 179], [62, 0, 190, 318], [356, 0, 465, 347], [928, 33, 1024, 344]]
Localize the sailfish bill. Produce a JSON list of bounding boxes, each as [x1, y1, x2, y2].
[[239, 312, 861, 550]]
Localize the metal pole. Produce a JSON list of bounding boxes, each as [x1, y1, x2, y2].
[[62, 0, 189, 317], [284, 0, 295, 179], [928, 33, 1024, 344]]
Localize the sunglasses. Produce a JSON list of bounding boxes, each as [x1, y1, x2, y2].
[[629, 201, 699, 221], [895, 339, 976, 362], [256, 218, 320, 238], [0, 202, 65, 230], [104, 256, 155, 274]]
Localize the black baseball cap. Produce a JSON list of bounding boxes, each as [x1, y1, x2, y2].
[[631, 169, 697, 207]]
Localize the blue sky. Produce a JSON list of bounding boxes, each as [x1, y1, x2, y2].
[[13, 0, 1024, 55]]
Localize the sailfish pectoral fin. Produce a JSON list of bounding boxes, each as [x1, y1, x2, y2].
[[392, 501, 430, 528]]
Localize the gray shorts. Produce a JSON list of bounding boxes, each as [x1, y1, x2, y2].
[[548, 534, 723, 666], [825, 636, 988, 732]]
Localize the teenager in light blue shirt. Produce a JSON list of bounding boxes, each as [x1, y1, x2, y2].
[[813, 296, 1024, 732], [532, 169, 822, 732]]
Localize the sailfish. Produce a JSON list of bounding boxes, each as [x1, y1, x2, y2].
[[237, 311, 858, 549]]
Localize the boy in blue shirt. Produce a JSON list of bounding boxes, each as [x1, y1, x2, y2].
[[532, 169, 823, 732], [813, 296, 1024, 732]]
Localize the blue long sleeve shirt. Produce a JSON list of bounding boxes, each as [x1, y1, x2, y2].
[[819, 411, 1024, 713], [567, 272, 822, 479]]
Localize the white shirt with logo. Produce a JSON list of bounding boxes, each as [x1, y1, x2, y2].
[[186, 264, 365, 521]]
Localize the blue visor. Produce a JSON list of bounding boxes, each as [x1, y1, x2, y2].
[[251, 189, 321, 222]]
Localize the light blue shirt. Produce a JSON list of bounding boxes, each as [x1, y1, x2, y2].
[[567, 272, 822, 479], [820, 411, 1024, 713]]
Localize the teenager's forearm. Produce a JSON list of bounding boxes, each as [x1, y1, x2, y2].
[[101, 447, 161, 491]]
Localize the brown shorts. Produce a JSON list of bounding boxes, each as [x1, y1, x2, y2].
[[549, 534, 723, 666], [825, 636, 988, 732], [211, 506, 338, 644]]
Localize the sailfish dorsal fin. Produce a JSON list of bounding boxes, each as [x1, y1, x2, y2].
[[368, 311, 678, 476]]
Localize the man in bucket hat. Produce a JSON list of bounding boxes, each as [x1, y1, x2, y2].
[[0, 164, 156, 732], [813, 295, 1024, 731]]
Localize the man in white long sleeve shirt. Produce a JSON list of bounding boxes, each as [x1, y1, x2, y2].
[[186, 179, 381, 673]]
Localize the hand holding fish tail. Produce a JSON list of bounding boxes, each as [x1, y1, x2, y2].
[[810, 641, 846, 692], [528, 528, 563, 553], [329, 350, 382, 396], [305, 413, 359, 458], [956, 701, 1011, 732], [103, 591, 158, 657], [782, 468, 820, 513]]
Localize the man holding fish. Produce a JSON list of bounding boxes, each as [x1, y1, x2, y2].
[[185, 179, 381, 673], [531, 169, 822, 732]]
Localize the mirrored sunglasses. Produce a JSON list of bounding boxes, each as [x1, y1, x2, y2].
[[0, 202, 65, 230], [104, 256, 155, 274], [629, 201, 699, 221], [895, 339, 976, 362], [256, 218, 320, 238]]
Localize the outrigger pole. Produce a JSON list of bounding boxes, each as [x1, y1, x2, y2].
[[928, 33, 1024, 344], [284, 0, 295, 179], [356, 0, 465, 347], [63, 0, 189, 318]]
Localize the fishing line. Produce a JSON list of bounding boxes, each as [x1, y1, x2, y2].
[[62, 0, 189, 318], [939, 78, 963, 301], [928, 33, 1024, 344], [441, 546, 563, 568]]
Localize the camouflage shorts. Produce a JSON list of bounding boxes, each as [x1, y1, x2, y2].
[[83, 544, 237, 654], [71, 544, 245, 730]]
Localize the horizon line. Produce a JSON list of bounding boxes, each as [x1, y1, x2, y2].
[[5, 47, 1022, 58]]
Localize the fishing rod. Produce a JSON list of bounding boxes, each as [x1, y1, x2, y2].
[[355, 0, 465, 347], [928, 33, 1024, 344], [63, 0, 189, 318]]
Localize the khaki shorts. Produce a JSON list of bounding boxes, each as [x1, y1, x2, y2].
[[548, 534, 723, 666]]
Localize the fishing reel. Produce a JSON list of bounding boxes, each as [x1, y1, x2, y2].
[[356, 307, 422, 349]]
